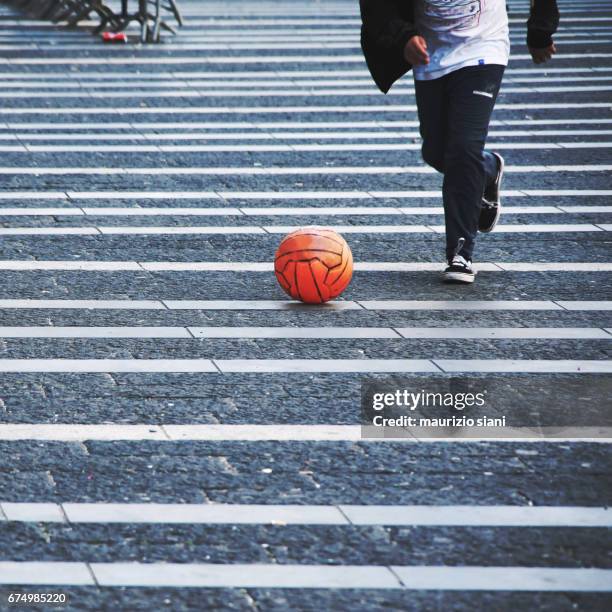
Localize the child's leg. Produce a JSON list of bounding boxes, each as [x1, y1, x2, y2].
[[414, 76, 448, 174], [442, 65, 505, 262]]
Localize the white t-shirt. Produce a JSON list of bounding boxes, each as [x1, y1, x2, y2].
[[413, 0, 510, 81]]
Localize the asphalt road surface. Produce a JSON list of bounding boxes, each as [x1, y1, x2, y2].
[[0, 0, 611, 609]]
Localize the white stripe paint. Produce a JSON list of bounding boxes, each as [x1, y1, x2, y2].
[[3, 85, 612, 99], [0, 327, 193, 338], [3, 77, 612, 91], [0, 424, 607, 443], [0, 299, 607, 311], [0, 205, 608, 217], [1, 562, 610, 591], [213, 359, 612, 374], [0, 165, 610, 176], [5, 39, 612, 51], [0, 261, 609, 273], [12, 142, 612, 153], [1, 501, 610, 527], [389, 567, 612, 593], [3, 358, 603, 374], [2, 52, 612, 66], [433, 360, 612, 373], [0, 189, 610, 202], [0, 359, 219, 373], [4, 118, 612, 130], [0, 562, 94, 587], [0, 327, 606, 340], [0, 65, 608, 79], [3, 128, 612, 141], [0, 299, 165, 309], [0, 224, 604, 236], [0, 102, 609, 115], [393, 328, 611, 340], [0, 358, 437, 374]]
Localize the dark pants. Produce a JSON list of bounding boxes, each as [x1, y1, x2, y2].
[[414, 64, 505, 261]]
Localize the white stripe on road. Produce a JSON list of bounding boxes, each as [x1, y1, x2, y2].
[[0, 205, 609, 217], [0, 261, 610, 273], [390, 567, 612, 593], [3, 52, 612, 65], [0, 189, 610, 202], [0, 358, 436, 373], [393, 328, 612, 339], [0, 102, 609, 114], [213, 359, 612, 373], [1, 501, 610, 527], [3, 85, 612, 99], [0, 360, 219, 373], [0, 562, 610, 591], [4, 128, 612, 141], [0, 424, 607, 443], [0, 562, 94, 587], [5, 40, 611, 51], [0, 300, 608, 311], [0, 224, 604, 236], [5, 118, 612, 130], [0, 327, 607, 340], [3, 359, 605, 374], [0, 165, 609, 175], [1, 68, 610, 82], [12, 142, 612, 153], [0, 327, 193, 338], [2, 76, 612, 90]]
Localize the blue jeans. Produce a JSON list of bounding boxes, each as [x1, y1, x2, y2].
[[414, 64, 505, 261]]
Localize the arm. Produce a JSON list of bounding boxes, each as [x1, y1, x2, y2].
[[527, 0, 559, 49]]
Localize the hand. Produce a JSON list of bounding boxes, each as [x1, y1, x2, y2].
[[529, 42, 556, 64], [404, 35, 429, 65]]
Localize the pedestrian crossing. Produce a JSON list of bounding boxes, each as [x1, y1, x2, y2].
[[3, 502, 610, 526], [1, 0, 611, 606]]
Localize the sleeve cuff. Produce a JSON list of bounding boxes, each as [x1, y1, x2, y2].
[[394, 27, 418, 60]]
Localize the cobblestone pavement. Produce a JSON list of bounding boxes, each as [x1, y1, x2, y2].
[[0, 0, 611, 609]]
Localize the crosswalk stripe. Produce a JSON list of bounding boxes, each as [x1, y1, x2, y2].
[[0, 66, 609, 79], [3, 86, 612, 99], [9, 142, 612, 153], [0, 189, 610, 201], [0, 562, 610, 590], [2, 77, 612, 90], [3, 129, 612, 141], [214, 359, 612, 373], [0, 261, 609, 273], [1, 501, 610, 526], [3, 52, 612, 65], [0, 423, 609, 443], [0, 102, 609, 114], [0, 205, 610, 216], [4, 118, 612, 129], [0, 165, 609, 175], [0, 224, 604, 236], [0, 300, 607, 311], [5, 39, 612, 51], [0, 327, 607, 340], [1, 359, 607, 373]]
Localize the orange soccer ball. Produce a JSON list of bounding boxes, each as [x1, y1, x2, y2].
[[274, 227, 353, 304]]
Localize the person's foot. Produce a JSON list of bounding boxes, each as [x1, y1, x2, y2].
[[479, 152, 504, 233], [443, 254, 476, 284]]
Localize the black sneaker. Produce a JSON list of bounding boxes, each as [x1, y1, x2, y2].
[[443, 254, 476, 284], [479, 152, 504, 233]]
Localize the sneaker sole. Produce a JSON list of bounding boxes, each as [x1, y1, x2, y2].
[[443, 271, 476, 284], [480, 152, 504, 234]]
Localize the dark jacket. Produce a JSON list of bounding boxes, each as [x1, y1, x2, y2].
[[360, 0, 560, 94]]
